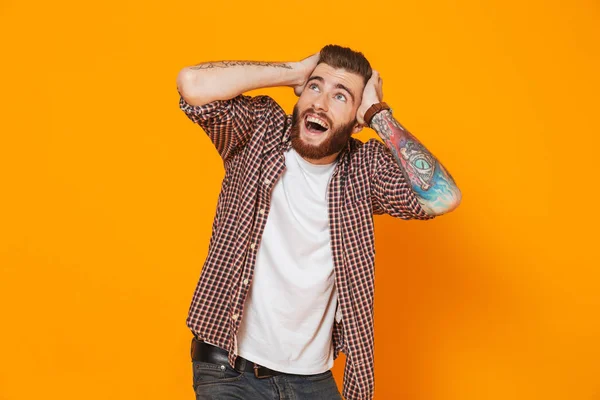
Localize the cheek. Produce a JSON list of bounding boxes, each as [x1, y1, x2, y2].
[[296, 96, 312, 112], [331, 105, 357, 126]]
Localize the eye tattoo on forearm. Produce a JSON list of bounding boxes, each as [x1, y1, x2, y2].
[[371, 111, 436, 191]]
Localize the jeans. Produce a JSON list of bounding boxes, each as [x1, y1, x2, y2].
[[191, 360, 343, 399]]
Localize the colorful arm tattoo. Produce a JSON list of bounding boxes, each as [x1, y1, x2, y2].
[[370, 110, 462, 215]]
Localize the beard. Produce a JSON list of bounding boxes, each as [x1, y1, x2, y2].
[[289, 104, 356, 161]]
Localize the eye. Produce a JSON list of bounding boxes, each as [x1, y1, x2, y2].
[[335, 93, 347, 102], [309, 83, 319, 91]]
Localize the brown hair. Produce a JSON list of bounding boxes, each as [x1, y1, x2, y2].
[[318, 44, 372, 85]]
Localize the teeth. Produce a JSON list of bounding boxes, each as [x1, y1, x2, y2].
[[306, 115, 328, 129]]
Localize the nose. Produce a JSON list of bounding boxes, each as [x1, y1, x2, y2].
[[312, 92, 329, 112]]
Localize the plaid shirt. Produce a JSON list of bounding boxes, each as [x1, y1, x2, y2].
[[179, 93, 435, 400]]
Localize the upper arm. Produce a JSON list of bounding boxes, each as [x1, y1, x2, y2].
[[369, 140, 436, 221]]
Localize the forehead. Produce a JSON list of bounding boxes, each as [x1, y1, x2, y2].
[[309, 63, 364, 93]]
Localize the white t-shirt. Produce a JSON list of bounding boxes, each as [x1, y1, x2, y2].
[[235, 147, 339, 374]]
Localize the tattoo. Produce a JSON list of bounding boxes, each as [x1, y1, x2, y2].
[[399, 141, 435, 190], [189, 61, 293, 70], [371, 110, 461, 215]]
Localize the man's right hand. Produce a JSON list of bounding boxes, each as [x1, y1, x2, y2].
[[293, 53, 320, 97]]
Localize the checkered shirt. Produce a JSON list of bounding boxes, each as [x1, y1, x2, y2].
[[179, 93, 435, 400]]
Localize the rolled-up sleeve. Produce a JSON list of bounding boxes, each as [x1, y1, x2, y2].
[[179, 93, 259, 163], [370, 139, 436, 220]]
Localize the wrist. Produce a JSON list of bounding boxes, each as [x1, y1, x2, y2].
[[287, 61, 309, 87], [364, 102, 391, 126]]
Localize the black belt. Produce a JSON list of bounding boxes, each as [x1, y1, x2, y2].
[[191, 337, 285, 379]]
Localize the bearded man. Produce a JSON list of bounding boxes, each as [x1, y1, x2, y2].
[[176, 44, 462, 400]]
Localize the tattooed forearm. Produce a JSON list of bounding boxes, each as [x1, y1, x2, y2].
[[189, 61, 293, 70], [371, 110, 461, 215]]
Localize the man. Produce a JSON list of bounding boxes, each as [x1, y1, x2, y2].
[[177, 45, 461, 400]]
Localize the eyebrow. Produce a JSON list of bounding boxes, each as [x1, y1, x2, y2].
[[306, 76, 356, 103]]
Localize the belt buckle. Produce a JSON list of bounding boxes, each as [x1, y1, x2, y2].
[[253, 363, 271, 379]]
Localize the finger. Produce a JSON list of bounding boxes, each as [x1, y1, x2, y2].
[[377, 73, 383, 99], [371, 70, 380, 83]]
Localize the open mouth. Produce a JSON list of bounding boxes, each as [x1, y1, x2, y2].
[[304, 114, 330, 134]]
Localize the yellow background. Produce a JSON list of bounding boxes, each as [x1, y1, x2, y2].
[[1, 0, 599, 399]]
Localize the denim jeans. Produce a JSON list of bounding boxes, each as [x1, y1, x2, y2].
[[191, 360, 343, 399]]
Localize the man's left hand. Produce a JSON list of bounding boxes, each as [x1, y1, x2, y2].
[[356, 70, 383, 126]]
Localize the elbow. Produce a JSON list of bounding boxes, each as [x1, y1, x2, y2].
[[446, 187, 462, 214], [422, 187, 462, 217], [176, 68, 213, 107], [176, 68, 193, 97]]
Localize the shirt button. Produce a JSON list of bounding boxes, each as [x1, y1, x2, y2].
[[243, 278, 249, 285], [259, 209, 265, 215], [250, 243, 256, 250], [232, 314, 239, 321], [264, 179, 270, 185]]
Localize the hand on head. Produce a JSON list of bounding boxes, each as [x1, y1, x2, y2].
[[356, 70, 383, 127], [294, 53, 321, 97]]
